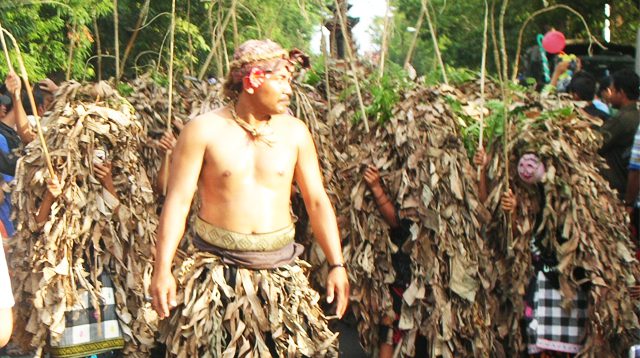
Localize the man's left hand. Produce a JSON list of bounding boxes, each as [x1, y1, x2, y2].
[[326, 266, 349, 318]]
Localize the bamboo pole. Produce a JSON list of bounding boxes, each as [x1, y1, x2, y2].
[[187, 0, 194, 74], [511, 4, 606, 82], [65, 22, 77, 81], [378, 0, 391, 78], [162, 0, 177, 196], [93, 16, 102, 82], [424, 0, 448, 84], [332, 0, 369, 132], [490, 0, 503, 83], [477, 0, 489, 151], [497, 0, 513, 255], [0, 26, 55, 178], [498, 0, 509, 82], [320, 30, 332, 114], [114, 0, 120, 83], [403, 2, 426, 70]]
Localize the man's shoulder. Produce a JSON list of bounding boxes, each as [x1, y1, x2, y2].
[[273, 114, 311, 147], [183, 108, 229, 134], [274, 114, 308, 134]]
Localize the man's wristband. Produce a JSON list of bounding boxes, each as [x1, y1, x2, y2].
[[329, 263, 346, 271]]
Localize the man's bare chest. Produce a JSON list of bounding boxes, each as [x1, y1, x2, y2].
[[203, 138, 297, 182]]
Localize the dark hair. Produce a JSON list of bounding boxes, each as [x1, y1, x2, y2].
[[567, 71, 596, 101], [611, 68, 640, 101], [597, 76, 611, 98], [21, 83, 49, 115]]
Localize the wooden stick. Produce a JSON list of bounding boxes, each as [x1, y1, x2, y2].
[[511, 4, 607, 82], [333, 0, 369, 132], [478, 0, 489, 150], [403, 2, 426, 69], [0, 27, 55, 178], [93, 16, 103, 82], [477, 0, 489, 180], [497, 0, 513, 256], [162, 0, 176, 196], [320, 29, 332, 114], [114, 0, 120, 83], [378, 0, 391, 78], [66, 22, 77, 81], [424, 0, 448, 84], [498, 0, 509, 82]]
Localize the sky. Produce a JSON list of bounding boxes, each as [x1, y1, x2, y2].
[[310, 0, 389, 55]]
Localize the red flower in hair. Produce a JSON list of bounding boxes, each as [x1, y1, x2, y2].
[[245, 67, 266, 89]]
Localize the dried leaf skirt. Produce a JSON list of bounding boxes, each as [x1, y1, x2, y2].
[[161, 252, 339, 357]]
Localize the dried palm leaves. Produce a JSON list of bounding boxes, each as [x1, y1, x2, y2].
[[483, 98, 640, 357], [9, 81, 158, 355]]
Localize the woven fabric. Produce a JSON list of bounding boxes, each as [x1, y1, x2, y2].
[[527, 271, 587, 354], [49, 271, 124, 358]]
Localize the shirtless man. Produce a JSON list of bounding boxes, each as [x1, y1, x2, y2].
[[151, 40, 348, 356]]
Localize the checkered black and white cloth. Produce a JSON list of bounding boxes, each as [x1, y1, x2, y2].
[[49, 271, 124, 358], [630, 345, 640, 358], [527, 271, 588, 354]]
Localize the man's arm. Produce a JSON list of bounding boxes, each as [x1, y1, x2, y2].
[[625, 130, 640, 207], [293, 122, 349, 318], [5, 72, 36, 144], [151, 119, 207, 319], [363, 166, 399, 228]]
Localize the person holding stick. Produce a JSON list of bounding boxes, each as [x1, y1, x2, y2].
[[151, 39, 347, 356], [363, 166, 428, 358]]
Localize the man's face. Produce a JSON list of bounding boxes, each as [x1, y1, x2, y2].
[[607, 84, 624, 109], [252, 62, 293, 115]]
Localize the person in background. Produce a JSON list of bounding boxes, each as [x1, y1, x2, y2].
[[363, 166, 427, 358], [594, 76, 612, 115], [599, 68, 640, 200], [567, 71, 610, 122]]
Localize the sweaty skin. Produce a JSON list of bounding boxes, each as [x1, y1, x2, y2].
[[151, 66, 349, 320]]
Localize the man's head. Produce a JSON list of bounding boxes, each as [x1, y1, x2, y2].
[[22, 83, 54, 117], [567, 71, 596, 102], [608, 68, 639, 109], [224, 39, 308, 115], [0, 95, 11, 120]]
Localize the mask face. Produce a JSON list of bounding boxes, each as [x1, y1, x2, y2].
[[517, 153, 545, 184]]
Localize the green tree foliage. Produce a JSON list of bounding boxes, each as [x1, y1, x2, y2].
[[382, 0, 639, 77], [0, 0, 328, 82]]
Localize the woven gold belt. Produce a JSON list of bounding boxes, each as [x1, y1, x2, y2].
[[194, 217, 295, 252]]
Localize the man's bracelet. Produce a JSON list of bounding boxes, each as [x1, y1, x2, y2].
[[329, 263, 346, 271]]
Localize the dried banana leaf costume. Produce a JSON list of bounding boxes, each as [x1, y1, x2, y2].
[[161, 40, 338, 358]]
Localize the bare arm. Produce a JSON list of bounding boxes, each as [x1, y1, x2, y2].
[[626, 170, 639, 208], [294, 122, 349, 317], [5, 72, 36, 144], [0, 307, 12, 348], [363, 166, 399, 228], [36, 177, 62, 224], [151, 119, 207, 318], [473, 148, 489, 203], [154, 131, 177, 194]]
